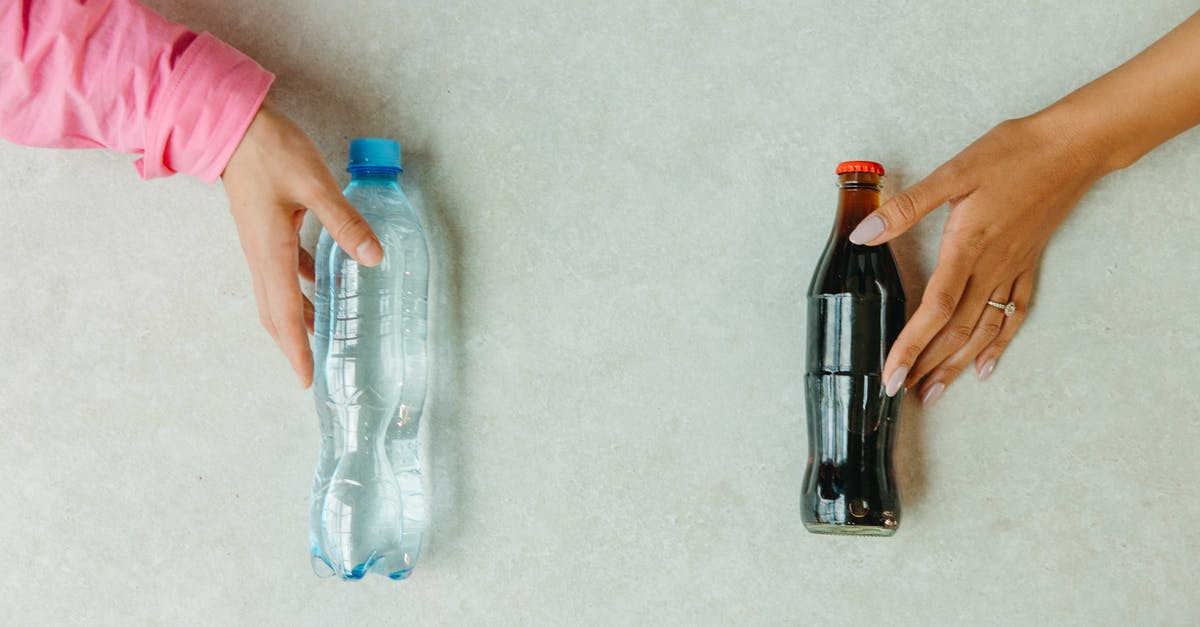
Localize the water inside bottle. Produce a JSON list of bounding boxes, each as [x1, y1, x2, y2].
[[310, 177, 430, 580]]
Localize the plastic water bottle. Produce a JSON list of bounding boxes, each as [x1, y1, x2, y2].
[[309, 138, 430, 580]]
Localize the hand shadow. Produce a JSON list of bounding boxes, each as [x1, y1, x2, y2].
[[879, 167, 932, 514]]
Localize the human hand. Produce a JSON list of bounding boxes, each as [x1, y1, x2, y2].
[[848, 113, 1109, 405], [222, 99, 383, 387]]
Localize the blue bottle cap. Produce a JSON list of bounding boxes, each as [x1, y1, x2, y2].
[[348, 138, 402, 172]]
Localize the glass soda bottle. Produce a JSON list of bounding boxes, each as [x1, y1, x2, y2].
[[309, 138, 430, 579], [802, 161, 906, 536]]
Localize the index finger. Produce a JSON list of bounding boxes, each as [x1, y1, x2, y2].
[[850, 162, 961, 246], [304, 180, 383, 267]]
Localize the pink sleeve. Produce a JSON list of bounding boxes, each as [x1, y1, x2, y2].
[[0, 0, 274, 183]]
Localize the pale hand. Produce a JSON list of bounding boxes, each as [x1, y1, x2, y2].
[[222, 100, 383, 387]]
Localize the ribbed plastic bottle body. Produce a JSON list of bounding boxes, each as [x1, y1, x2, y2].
[[310, 176, 429, 580]]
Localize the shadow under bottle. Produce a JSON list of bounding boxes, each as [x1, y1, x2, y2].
[[802, 164, 907, 536]]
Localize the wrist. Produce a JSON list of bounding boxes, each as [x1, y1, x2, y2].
[[1027, 100, 1130, 178]]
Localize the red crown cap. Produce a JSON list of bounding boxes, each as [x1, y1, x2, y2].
[[835, 161, 885, 176]]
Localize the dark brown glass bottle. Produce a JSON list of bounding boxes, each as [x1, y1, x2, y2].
[[802, 161, 906, 536]]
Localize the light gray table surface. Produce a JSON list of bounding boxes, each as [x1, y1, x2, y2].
[[2, 1, 1198, 625]]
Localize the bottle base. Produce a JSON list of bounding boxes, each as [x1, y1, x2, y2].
[[388, 568, 414, 581], [310, 548, 421, 581], [803, 522, 897, 537]]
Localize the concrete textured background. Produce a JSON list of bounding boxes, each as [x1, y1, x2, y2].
[[1, 1, 1197, 625]]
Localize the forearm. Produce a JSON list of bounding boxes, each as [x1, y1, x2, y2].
[[1041, 10, 1200, 173]]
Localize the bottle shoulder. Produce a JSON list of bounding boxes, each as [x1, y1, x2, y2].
[[342, 184, 424, 231], [807, 238, 906, 301]]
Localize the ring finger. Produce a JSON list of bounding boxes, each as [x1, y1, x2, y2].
[[974, 269, 1035, 379], [916, 282, 1014, 405], [907, 275, 999, 385]]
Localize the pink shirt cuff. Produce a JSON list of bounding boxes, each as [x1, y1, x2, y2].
[[135, 32, 274, 183]]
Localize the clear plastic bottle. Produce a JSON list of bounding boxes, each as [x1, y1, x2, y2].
[[309, 138, 429, 580]]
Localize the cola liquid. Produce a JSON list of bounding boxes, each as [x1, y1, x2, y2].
[[802, 161, 906, 536]]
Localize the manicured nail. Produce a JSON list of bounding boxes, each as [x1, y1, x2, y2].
[[356, 240, 383, 266], [885, 366, 908, 397], [921, 382, 946, 406], [848, 215, 885, 245], [978, 359, 997, 382]]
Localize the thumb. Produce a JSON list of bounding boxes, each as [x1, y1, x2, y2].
[[849, 165, 958, 246], [308, 187, 384, 266]]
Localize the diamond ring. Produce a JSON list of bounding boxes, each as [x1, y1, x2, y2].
[[986, 300, 1016, 317]]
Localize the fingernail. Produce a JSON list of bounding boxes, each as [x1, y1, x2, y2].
[[885, 366, 908, 397], [356, 240, 383, 266], [848, 215, 885, 245], [978, 359, 997, 382], [921, 382, 946, 406]]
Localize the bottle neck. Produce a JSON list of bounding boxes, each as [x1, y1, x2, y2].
[[833, 173, 881, 238], [349, 167, 401, 184]]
